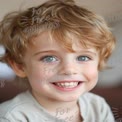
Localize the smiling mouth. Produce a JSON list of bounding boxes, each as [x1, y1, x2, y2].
[[52, 81, 82, 88]]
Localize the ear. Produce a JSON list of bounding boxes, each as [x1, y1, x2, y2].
[[9, 60, 27, 78]]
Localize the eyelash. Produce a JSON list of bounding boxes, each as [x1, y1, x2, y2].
[[40, 55, 92, 63], [77, 55, 92, 62], [40, 55, 58, 63]]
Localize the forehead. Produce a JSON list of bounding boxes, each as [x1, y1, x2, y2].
[[29, 31, 97, 53]]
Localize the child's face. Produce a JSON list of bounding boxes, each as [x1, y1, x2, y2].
[[16, 31, 99, 102]]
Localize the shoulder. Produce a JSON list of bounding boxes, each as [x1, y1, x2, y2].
[[79, 92, 115, 121], [79, 92, 112, 110], [0, 91, 36, 118], [80, 92, 106, 103], [79, 92, 108, 111]]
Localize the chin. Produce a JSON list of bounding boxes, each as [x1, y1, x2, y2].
[[57, 94, 81, 102]]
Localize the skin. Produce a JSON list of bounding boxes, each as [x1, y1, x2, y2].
[[11, 31, 99, 121]]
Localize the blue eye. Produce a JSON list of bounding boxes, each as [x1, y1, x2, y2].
[[41, 56, 58, 63], [77, 56, 91, 61]]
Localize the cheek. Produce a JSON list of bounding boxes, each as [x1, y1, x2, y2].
[[83, 64, 98, 91], [84, 64, 98, 82], [88, 69, 98, 82], [26, 65, 56, 85]]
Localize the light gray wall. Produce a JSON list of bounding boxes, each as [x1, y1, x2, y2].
[[0, 46, 15, 80]]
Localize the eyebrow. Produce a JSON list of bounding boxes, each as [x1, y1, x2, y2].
[[33, 50, 57, 56], [33, 49, 97, 56], [79, 50, 97, 56]]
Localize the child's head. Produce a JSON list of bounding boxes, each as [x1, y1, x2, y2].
[[0, 0, 115, 89]]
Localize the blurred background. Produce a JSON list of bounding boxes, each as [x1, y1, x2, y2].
[[0, 0, 122, 87]]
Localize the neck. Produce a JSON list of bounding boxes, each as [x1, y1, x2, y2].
[[31, 90, 78, 112], [31, 91, 83, 122]]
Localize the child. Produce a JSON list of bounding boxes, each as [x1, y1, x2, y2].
[[0, 0, 115, 121]]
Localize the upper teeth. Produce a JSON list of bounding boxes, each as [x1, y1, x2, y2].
[[55, 82, 79, 88]]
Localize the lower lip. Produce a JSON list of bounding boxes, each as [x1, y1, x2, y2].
[[51, 82, 82, 92]]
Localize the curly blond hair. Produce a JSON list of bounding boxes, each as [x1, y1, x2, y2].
[[0, 0, 115, 87]]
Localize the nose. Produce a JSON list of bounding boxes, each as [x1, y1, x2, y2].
[[58, 61, 79, 75]]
